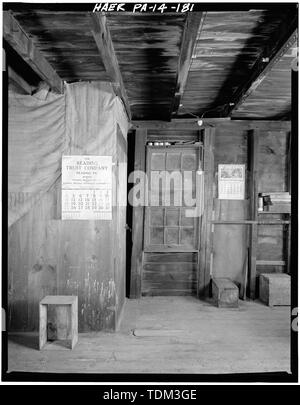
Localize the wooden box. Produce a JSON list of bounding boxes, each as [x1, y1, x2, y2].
[[212, 278, 239, 308], [259, 273, 290, 306]]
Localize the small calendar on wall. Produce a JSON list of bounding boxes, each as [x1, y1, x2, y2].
[[218, 164, 245, 200], [62, 155, 112, 220]]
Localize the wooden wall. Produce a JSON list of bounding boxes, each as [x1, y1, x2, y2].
[[212, 124, 249, 292], [212, 122, 290, 294], [141, 129, 200, 296], [8, 118, 290, 332], [7, 86, 128, 333], [256, 129, 290, 278], [138, 121, 291, 299], [8, 176, 122, 332]]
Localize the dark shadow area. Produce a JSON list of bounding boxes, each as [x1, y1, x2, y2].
[[17, 10, 77, 81], [4, 41, 41, 89], [8, 333, 39, 350], [290, 64, 298, 378], [126, 129, 135, 297]]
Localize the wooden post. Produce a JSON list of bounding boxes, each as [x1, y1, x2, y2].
[[39, 304, 47, 350], [286, 130, 292, 276], [198, 127, 215, 297], [248, 130, 259, 299], [71, 297, 78, 349], [130, 129, 147, 298], [290, 53, 298, 378]]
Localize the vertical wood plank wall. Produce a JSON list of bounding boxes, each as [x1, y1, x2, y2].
[[8, 177, 122, 332], [8, 96, 128, 333], [132, 122, 291, 299], [137, 129, 201, 297], [7, 120, 291, 332], [213, 123, 291, 297]]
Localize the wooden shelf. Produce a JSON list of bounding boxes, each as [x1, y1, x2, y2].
[[211, 220, 290, 225], [258, 211, 291, 215]]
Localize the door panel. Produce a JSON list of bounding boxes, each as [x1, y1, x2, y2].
[[142, 252, 198, 296], [144, 146, 200, 252], [142, 146, 202, 296]]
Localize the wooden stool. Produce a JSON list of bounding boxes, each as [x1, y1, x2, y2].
[[259, 273, 290, 306], [39, 295, 78, 350], [212, 278, 239, 308]]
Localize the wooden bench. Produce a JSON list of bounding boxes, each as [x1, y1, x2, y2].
[[39, 295, 78, 350], [259, 273, 290, 306], [212, 278, 239, 308]]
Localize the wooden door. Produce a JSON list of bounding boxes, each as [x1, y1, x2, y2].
[[142, 146, 201, 296]]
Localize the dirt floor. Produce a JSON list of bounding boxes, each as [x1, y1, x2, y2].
[[7, 296, 290, 374]]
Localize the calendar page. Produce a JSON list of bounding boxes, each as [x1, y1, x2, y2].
[[218, 164, 245, 200], [62, 155, 112, 220]]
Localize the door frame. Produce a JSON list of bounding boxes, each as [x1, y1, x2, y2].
[[129, 127, 215, 299]]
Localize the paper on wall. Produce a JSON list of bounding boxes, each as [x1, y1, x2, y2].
[[218, 164, 245, 200], [62, 155, 112, 220]]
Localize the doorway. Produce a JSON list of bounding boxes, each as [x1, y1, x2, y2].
[[142, 145, 201, 296]]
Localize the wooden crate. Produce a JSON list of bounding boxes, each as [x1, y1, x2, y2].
[[259, 273, 290, 306], [212, 278, 239, 308], [39, 295, 78, 350]]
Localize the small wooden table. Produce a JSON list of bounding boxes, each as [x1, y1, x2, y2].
[[39, 295, 78, 350]]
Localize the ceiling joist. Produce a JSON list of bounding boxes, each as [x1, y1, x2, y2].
[[90, 12, 131, 120], [170, 12, 205, 118], [229, 19, 298, 116], [3, 11, 63, 94], [131, 119, 291, 131], [8, 66, 32, 94]]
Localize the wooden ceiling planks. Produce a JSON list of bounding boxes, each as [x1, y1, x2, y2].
[[6, 7, 297, 120], [7, 10, 187, 119], [10, 11, 110, 82], [179, 10, 295, 118], [106, 13, 186, 120]]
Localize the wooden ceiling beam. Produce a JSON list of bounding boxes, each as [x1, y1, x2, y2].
[[229, 18, 298, 116], [3, 11, 63, 93], [170, 12, 205, 119], [90, 12, 131, 120], [131, 119, 291, 131], [8, 66, 33, 94]]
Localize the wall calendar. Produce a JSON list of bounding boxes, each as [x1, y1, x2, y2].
[[218, 164, 245, 200], [62, 155, 112, 220]]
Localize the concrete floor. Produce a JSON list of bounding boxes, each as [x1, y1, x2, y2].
[[7, 296, 290, 374]]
